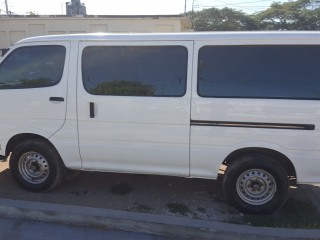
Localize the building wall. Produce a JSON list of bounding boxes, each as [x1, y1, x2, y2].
[[0, 16, 192, 48]]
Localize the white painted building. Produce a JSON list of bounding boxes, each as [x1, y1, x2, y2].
[[0, 15, 192, 48]]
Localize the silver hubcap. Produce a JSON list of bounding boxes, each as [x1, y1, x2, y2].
[[18, 152, 49, 184], [236, 169, 276, 205]]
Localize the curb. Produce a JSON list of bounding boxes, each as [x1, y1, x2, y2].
[[0, 198, 319, 239]]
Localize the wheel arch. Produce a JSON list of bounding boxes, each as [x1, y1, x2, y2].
[[6, 133, 60, 159], [223, 147, 296, 180]]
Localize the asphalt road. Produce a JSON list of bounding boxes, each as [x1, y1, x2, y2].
[[0, 216, 184, 240]]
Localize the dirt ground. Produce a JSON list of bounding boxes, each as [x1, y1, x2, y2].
[[1, 161, 320, 228]]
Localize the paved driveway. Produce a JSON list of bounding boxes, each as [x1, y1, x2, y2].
[[1, 161, 319, 228]]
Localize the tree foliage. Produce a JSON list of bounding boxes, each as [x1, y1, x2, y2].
[[190, 7, 259, 31], [257, 0, 320, 30], [189, 0, 320, 31]]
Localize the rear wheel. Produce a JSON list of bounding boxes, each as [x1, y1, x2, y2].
[[9, 139, 64, 192], [223, 153, 289, 214]]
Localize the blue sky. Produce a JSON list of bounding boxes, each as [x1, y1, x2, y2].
[[1, 0, 288, 15]]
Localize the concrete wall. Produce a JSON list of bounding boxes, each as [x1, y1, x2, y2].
[[0, 15, 192, 48]]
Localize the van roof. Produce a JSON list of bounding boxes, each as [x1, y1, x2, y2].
[[17, 31, 320, 44]]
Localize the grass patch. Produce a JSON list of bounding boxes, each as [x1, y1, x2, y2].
[[109, 183, 132, 195], [166, 203, 190, 216], [244, 198, 320, 229]]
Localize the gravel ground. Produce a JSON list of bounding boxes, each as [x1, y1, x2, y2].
[[1, 161, 319, 228]]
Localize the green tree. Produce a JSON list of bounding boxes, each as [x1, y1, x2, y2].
[[300, 7, 320, 29], [188, 0, 320, 31], [257, 0, 320, 30], [189, 7, 259, 31]]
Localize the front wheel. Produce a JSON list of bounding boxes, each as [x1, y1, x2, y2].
[[223, 153, 289, 214], [9, 139, 64, 192]]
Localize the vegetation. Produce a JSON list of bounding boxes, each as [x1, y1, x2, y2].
[[189, 0, 320, 31]]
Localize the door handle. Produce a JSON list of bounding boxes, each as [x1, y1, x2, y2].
[[49, 97, 64, 102], [90, 102, 95, 118]]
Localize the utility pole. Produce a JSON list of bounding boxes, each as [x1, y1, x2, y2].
[[192, 0, 195, 14], [184, 0, 187, 15], [5, 0, 9, 15]]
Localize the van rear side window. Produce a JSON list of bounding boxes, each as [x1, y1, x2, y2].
[[82, 46, 188, 97], [0, 46, 66, 89], [198, 45, 320, 99]]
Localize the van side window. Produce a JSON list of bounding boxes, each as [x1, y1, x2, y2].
[[0, 46, 66, 89], [82, 46, 188, 97], [198, 45, 320, 99]]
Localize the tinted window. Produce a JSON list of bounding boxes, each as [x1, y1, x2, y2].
[[82, 46, 188, 97], [0, 46, 66, 89], [198, 45, 320, 99]]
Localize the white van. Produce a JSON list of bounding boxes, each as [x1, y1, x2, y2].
[[0, 32, 319, 214]]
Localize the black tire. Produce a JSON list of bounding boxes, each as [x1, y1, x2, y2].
[[223, 153, 289, 214], [9, 139, 64, 192]]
